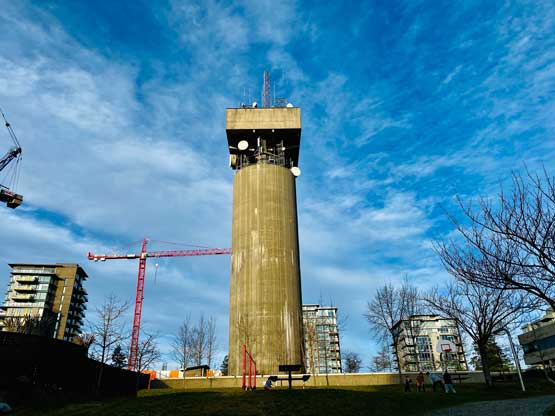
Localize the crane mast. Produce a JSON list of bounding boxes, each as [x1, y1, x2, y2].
[[87, 238, 231, 371]]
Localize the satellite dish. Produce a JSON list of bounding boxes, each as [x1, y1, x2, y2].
[[286, 103, 294, 108], [290, 166, 301, 177], [238, 140, 249, 151], [252, 101, 258, 108]]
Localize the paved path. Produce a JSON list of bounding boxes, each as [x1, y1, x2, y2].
[[425, 395, 555, 416]]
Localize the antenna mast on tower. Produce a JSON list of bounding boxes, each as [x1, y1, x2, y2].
[[262, 71, 271, 108]]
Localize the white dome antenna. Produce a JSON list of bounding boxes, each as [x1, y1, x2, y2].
[[290, 166, 301, 177]]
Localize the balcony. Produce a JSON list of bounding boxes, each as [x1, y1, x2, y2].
[[13, 284, 37, 292], [13, 268, 55, 275], [12, 293, 35, 301], [15, 276, 38, 284], [74, 287, 88, 296], [72, 297, 87, 305], [68, 311, 84, 322]]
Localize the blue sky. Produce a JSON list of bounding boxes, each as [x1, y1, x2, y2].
[[0, 1, 554, 369]]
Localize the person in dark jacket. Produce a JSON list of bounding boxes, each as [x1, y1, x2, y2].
[[404, 376, 412, 392], [443, 370, 456, 393]]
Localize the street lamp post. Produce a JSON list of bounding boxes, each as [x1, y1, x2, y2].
[[500, 328, 525, 392]]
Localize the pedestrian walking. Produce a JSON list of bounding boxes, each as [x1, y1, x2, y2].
[[443, 370, 456, 393], [426, 371, 443, 392]]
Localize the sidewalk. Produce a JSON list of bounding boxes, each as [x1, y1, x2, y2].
[[425, 395, 555, 416]]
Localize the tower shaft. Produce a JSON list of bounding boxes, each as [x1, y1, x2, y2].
[[229, 163, 303, 374]]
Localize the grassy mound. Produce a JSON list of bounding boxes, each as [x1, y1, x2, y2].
[[14, 382, 555, 416]]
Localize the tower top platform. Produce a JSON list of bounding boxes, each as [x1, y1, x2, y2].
[[226, 107, 301, 169]]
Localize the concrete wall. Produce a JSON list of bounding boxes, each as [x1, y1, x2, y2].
[[229, 163, 304, 376], [226, 108, 301, 130], [156, 372, 487, 390]]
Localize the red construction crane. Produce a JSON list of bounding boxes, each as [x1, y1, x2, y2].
[[87, 238, 231, 372]]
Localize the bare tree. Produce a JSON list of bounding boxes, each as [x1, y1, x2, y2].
[[87, 294, 129, 393], [137, 331, 161, 372], [364, 278, 421, 382], [424, 280, 533, 386], [191, 314, 208, 366], [370, 345, 393, 372], [304, 315, 319, 374], [205, 316, 217, 369], [438, 170, 555, 310], [343, 351, 362, 373], [171, 315, 193, 370], [88, 294, 130, 364]]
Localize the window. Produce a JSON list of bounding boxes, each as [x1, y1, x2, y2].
[[441, 335, 456, 343], [418, 353, 432, 361], [523, 335, 555, 353]]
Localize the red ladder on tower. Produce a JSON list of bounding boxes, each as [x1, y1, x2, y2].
[[87, 238, 231, 371]]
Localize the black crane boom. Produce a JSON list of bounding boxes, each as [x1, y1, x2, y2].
[[0, 146, 21, 173], [0, 108, 23, 208]]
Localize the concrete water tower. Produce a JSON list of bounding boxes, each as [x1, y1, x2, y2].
[[226, 98, 304, 375]]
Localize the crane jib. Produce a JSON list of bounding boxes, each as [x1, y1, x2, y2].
[[86, 239, 231, 371]]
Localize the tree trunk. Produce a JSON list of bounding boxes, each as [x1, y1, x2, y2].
[[392, 335, 403, 385], [96, 362, 104, 396], [478, 342, 493, 387]]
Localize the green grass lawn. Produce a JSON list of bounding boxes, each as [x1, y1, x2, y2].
[[14, 382, 555, 416]]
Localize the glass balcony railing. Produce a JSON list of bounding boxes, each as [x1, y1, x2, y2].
[[13, 284, 37, 292], [12, 293, 35, 301], [13, 268, 55, 275], [15, 276, 38, 283]]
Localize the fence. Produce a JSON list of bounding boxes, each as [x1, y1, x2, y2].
[[0, 332, 149, 404]]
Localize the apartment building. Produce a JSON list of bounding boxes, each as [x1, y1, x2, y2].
[[392, 314, 468, 372], [0, 263, 88, 341], [518, 309, 555, 370], [302, 304, 342, 374]]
